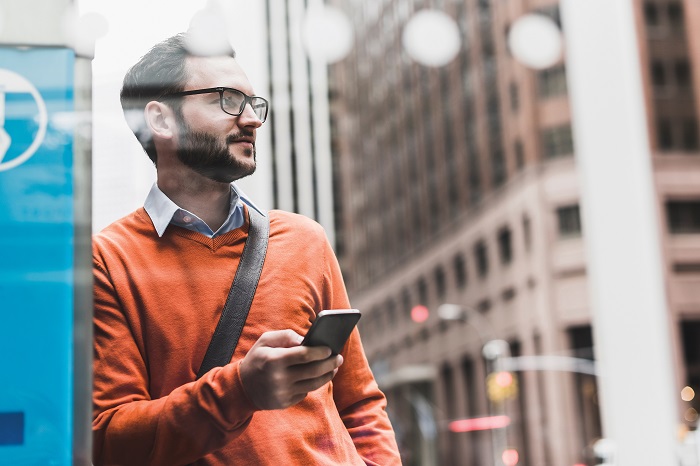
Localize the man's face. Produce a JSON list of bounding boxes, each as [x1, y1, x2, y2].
[[174, 56, 262, 183], [175, 113, 256, 183]]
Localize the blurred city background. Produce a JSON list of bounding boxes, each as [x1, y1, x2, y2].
[[2, 0, 700, 465]]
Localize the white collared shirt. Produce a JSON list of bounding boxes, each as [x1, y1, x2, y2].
[[143, 182, 265, 238]]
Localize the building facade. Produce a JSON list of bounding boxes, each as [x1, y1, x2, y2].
[[261, 0, 337, 244], [327, 0, 700, 464]]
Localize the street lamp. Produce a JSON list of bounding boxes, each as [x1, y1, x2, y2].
[[438, 303, 498, 343], [483, 339, 511, 368]]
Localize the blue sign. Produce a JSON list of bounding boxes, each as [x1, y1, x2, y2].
[[0, 47, 76, 465]]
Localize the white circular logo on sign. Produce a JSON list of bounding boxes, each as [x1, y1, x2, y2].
[[0, 68, 48, 172]]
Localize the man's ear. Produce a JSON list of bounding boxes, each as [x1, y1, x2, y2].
[[144, 101, 177, 140]]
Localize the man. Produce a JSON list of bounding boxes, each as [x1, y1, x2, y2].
[[92, 33, 401, 465]]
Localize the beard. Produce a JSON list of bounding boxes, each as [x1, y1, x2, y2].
[[176, 120, 256, 183]]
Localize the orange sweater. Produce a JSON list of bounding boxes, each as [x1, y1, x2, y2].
[[92, 208, 401, 465]]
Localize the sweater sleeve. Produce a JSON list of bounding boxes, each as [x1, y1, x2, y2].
[[320, 235, 402, 465], [92, 250, 257, 466]]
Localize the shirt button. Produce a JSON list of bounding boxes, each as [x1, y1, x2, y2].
[[183, 215, 192, 223]]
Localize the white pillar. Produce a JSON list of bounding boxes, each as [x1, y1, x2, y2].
[[267, 0, 295, 212], [306, 0, 336, 247], [288, 0, 316, 220], [560, 1, 678, 464]]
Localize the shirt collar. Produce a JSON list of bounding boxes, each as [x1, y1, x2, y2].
[[234, 183, 265, 218], [144, 182, 265, 237]]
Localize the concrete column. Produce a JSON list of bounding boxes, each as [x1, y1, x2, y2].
[[561, 0, 678, 464]]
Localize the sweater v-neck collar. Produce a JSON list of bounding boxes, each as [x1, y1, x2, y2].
[[166, 209, 250, 252], [170, 224, 248, 251], [135, 206, 252, 251]]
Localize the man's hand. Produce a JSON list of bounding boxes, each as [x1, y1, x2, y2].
[[239, 329, 344, 410]]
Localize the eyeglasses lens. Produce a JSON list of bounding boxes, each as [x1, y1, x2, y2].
[[222, 89, 267, 122]]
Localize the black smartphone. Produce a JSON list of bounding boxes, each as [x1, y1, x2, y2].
[[301, 309, 362, 355]]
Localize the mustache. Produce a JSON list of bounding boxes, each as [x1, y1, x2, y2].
[[226, 131, 255, 144]]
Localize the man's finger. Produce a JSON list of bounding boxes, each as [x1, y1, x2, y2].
[[292, 369, 339, 395], [256, 329, 304, 348], [288, 354, 343, 381], [273, 344, 333, 366]]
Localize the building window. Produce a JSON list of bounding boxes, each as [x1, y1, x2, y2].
[[658, 119, 674, 150], [402, 288, 412, 320], [675, 60, 691, 88], [567, 326, 603, 449], [497, 226, 513, 265], [453, 253, 467, 289], [557, 204, 582, 238], [667, 200, 700, 233], [667, 2, 684, 30], [542, 125, 575, 159], [644, 2, 659, 27], [434, 266, 447, 299], [460, 357, 480, 465], [474, 240, 489, 277], [440, 363, 459, 460], [682, 321, 700, 424], [417, 277, 429, 305], [502, 287, 516, 301], [514, 139, 525, 171], [683, 119, 699, 150], [492, 145, 507, 188], [477, 298, 491, 313], [441, 363, 456, 419], [467, 126, 482, 204], [510, 81, 519, 112], [674, 263, 700, 274], [657, 118, 699, 151], [651, 60, 666, 87], [523, 214, 532, 251], [538, 65, 568, 98], [486, 93, 500, 120]]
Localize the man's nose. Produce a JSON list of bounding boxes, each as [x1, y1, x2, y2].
[[238, 102, 263, 128]]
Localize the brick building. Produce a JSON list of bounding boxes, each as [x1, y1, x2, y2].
[[324, 0, 700, 464]]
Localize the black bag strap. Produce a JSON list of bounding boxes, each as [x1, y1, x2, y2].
[[196, 207, 270, 380]]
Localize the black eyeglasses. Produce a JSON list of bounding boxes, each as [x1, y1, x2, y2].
[[163, 87, 269, 123]]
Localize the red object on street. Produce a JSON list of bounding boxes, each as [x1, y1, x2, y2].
[[495, 371, 514, 387], [448, 415, 511, 432], [502, 448, 519, 466], [410, 305, 429, 323]]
